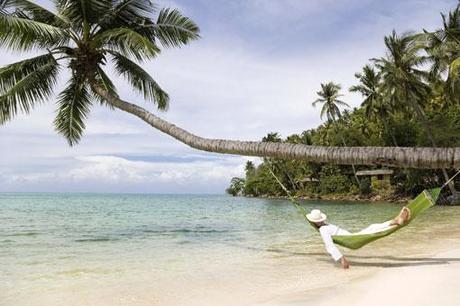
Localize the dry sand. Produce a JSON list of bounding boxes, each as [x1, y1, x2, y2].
[[267, 248, 460, 306]]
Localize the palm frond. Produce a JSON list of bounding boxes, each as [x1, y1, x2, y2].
[[54, 76, 92, 146], [0, 53, 55, 92], [98, 0, 155, 29], [0, 13, 67, 50], [0, 57, 59, 124], [335, 100, 350, 107], [56, 0, 111, 30], [111, 51, 169, 110], [152, 8, 200, 47], [94, 27, 160, 61], [7, 0, 69, 26], [349, 84, 367, 94], [312, 98, 324, 107], [320, 104, 327, 120]]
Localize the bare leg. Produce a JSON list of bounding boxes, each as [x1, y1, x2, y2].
[[390, 207, 411, 226]]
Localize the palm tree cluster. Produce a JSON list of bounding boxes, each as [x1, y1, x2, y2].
[[228, 5, 460, 200]]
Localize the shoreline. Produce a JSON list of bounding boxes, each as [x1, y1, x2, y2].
[[242, 193, 412, 204]]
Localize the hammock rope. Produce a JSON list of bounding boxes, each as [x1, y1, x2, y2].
[[441, 169, 460, 190], [266, 161, 307, 218]]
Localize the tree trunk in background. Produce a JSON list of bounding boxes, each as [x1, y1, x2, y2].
[[408, 98, 457, 195], [382, 118, 398, 147], [91, 84, 460, 170], [335, 124, 360, 186]]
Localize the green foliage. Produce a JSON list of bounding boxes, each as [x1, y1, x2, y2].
[[243, 164, 283, 197], [312, 82, 349, 122], [0, 54, 59, 123], [244, 161, 256, 177], [359, 178, 372, 195], [226, 177, 245, 196], [54, 76, 92, 145], [154, 8, 200, 47], [111, 52, 169, 109], [93, 27, 161, 60], [318, 165, 351, 194], [0, 0, 199, 145]]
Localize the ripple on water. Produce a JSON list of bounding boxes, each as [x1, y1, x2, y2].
[[4, 232, 40, 237], [74, 238, 115, 242]]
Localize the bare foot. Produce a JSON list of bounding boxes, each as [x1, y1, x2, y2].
[[393, 207, 411, 225]]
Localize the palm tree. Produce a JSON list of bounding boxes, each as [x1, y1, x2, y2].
[[350, 65, 398, 146], [312, 82, 360, 185], [374, 30, 456, 194], [373, 31, 430, 124], [423, 5, 460, 104], [0, 1, 459, 170], [312, 82, 349, 123], [0, 0, 199, 144]]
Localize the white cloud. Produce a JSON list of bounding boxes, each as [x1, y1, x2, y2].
[[3, 155, 248, 193]]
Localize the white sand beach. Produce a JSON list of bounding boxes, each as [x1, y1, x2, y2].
[[322, 249, 460, 306], [267, 246, 460, 306]]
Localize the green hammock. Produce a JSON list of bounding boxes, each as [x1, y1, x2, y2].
[[308, 188, 440, 249], [267, 166, 441, 250]]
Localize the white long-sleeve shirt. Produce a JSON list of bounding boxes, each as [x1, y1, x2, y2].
[[319, 224, 351, 261], [319, 221, 394, 261]]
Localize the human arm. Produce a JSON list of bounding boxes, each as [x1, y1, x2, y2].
[[340, 256, 350, 269], [319, 226, 349, 268]]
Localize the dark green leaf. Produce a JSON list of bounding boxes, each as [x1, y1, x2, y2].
[[54, 76, 92, 145], [111, 51, 169, 110], [0, 13, 67, 50], [152, 8, 200, 47], [0, 57, 59, 123]]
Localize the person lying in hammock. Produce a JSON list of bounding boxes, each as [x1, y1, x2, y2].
[[306, 207, 411, 269]]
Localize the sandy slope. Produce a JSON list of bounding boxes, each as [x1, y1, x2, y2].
[[271, 248, 460, 306]]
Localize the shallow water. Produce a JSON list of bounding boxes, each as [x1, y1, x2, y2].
[[1, 193, 460, 306]]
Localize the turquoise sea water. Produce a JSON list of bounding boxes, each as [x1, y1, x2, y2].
[[1, 193, 460, 306]]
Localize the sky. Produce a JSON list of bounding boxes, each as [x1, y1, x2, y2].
[[0, 0, 457, 193]]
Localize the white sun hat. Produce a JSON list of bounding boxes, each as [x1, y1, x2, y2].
[[306, 209, 327, 223]]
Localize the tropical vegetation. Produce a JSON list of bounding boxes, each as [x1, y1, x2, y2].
[[227, 5, 460, 201]]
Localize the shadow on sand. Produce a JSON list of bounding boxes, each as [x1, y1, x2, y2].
[[225, 242, 460, 268]]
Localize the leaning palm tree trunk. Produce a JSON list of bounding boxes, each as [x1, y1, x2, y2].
[[92, 84, 460, 169]]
